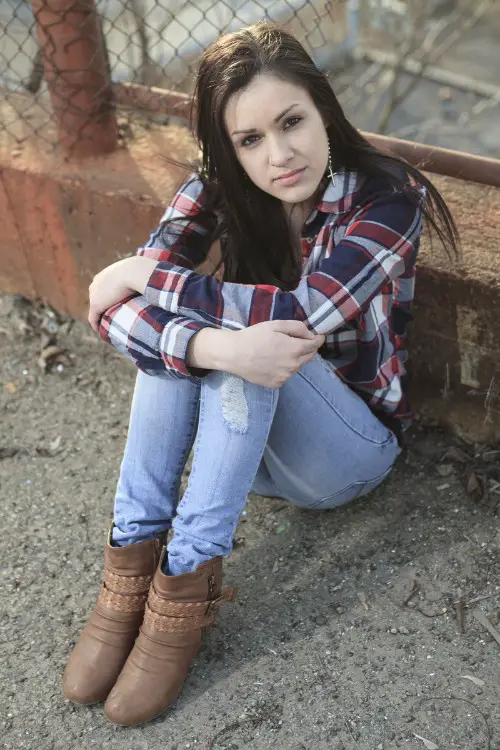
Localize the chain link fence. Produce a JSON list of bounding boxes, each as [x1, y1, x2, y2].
[[0, 0, 498, 159], [0, 0, 354, 155]]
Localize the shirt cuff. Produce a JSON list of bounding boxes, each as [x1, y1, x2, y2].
[[144, 262, 192, 314], [159, 316, 212, 380]]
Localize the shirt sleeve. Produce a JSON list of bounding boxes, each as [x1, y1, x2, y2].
[[98, 296, 213, 380], [142, 188, 423, 335], [98, 172, 218, 379], [135, 172, 218, 269]]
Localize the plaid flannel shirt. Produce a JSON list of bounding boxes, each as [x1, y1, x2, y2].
[[99, 170, 423, 429]]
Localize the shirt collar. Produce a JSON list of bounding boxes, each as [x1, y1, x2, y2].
[[305, 169, 364, 225]]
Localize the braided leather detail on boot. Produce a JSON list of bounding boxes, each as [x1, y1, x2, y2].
[[96, 566, 153, 612], [104, 569, 153, 594], [143, 584, 238, 633], [97, 588, 149, 612]]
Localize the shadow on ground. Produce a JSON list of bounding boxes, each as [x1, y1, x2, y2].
[[1, 295, 499, 750]]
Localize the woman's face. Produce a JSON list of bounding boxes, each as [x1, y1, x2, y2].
[[224, 73, 329, 213]]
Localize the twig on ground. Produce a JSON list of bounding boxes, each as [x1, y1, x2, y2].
[[207, 702, 281, 750], [463, 533, 481, 547], [343, 718, 362, 749], [466, 593, 498, 606], [414, 607, 449, 619], [206, 720, 244, 750], [420, 696, 491, 750], [389, 594, 448, 619], [402, 578, 420, 606], [454, 597, 465, 634], [472, 608, 500, 647]]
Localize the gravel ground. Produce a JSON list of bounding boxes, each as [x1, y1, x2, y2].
[[1, 294, 499, 750]]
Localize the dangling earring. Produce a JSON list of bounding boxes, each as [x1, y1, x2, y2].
[[328, 142, 336, 187]]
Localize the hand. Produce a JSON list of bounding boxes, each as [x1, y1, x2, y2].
[[224, 320, 326, 388], [88, 257, 137, 333]]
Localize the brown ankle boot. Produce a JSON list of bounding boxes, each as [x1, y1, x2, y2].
[[104, 553, 237, 726], [62, 526, 165, 705]]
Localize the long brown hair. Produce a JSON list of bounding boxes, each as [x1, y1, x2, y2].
[[171, 21, 459, 289]]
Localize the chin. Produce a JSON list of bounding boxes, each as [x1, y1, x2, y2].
[[276, 183, 316, 203]]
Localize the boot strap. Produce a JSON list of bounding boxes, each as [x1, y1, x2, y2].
[[144, 586, 238, 633], [104, 568, 153, 595], [98, 585, 149, 612], [97, 569, 154, 611]]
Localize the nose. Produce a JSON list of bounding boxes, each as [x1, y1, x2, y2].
[[268, 136, 293, 167]]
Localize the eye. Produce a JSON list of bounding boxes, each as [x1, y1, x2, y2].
[[241, 134, 260, 148], [284, 116, 302, 129]]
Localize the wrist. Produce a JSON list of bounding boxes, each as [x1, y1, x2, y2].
[[186, 328, 237, 372], [127, 256, 158, 295], [213, 329, 238, 371]]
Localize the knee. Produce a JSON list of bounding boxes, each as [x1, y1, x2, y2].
[[207, 371, 249, 434], [205, 370, 279, 435], [221, 374, 249, 433]]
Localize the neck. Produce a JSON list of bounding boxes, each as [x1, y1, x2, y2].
[[283, 199, 313, 233]]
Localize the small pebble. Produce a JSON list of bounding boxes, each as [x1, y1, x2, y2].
[[436, 463, 454, 477], [398, 626, 410, 635]]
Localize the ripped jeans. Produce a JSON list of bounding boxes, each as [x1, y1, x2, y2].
[[112, 355, 401, 575]]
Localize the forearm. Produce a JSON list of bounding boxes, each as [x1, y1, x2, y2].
[[186, 327, 236, 372]]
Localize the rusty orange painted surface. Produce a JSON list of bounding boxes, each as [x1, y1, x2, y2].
[[0, 172, 35, 298]]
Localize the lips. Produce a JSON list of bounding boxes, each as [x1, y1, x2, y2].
[[275, 168, 305, 181]]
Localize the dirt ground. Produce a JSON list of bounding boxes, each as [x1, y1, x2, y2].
[[1, 293, 499, 750]]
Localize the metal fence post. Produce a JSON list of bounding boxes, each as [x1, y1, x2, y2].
[[31, 0, 118, 159]]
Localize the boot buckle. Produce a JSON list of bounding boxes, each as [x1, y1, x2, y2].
[[205, 597, 222, 617], [204, 587, 238, 616]]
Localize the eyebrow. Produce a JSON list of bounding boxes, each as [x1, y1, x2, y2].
[[230, 103, 300, 136]]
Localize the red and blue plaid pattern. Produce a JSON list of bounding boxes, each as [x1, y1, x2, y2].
[[99, 170, 423, 428]]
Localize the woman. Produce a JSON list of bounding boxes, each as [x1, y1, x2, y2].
[[63, 21, 458, 726]]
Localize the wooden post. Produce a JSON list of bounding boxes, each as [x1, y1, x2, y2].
[[31, 0, 118, 159]]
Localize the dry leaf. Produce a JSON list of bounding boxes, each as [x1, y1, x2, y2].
[[413, 733, 438, 750], [472, 608, 500, 647], [37, 345, 71, 373], [357, 591, 370, 610], [5, 382, 17, 393], [0, 447, 18, 459], [466, 471, 485, 502], [460, 674, 485, 687], [442, 446, 470, 464], [49, 436, 62, 453], [480, 449, 500, 463]]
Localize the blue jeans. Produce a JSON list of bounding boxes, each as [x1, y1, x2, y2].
[[112, 355, 401, 575]]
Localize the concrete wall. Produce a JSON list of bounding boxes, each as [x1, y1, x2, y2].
[[1, 125, 499, 440]]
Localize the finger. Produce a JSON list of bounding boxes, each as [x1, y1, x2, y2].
[[88, 311, 99, 334], [273, 320, 315, 339]]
